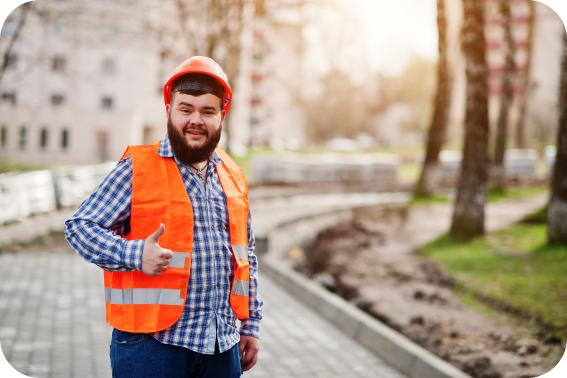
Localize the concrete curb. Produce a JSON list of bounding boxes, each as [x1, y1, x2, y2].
[[260, 255, 473, 378], [0, 209, 75, 248]]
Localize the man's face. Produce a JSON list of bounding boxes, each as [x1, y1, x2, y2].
[[166, 92, 226, 165]]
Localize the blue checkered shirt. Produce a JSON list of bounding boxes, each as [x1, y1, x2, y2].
[[65, 134, 262, 354]]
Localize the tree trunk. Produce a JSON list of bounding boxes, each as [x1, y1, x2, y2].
[[414, 0, 452, 197], [514, 0, 535, 149], [491, 0, 515, 192], [548, 35, 567, 244], [450, 0, 490, 241]]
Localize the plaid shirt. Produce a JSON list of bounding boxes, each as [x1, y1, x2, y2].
[[65, 134, 262, 354]]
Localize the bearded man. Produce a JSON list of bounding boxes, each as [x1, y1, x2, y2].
[[65, 57, 262, 378]]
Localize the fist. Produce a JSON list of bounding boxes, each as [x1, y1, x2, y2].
[[141, 224, 174, 276]]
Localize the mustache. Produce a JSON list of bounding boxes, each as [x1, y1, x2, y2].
[[183, 126, 208, 135]]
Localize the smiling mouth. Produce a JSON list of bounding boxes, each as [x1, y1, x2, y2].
[[185, 130, 205, 136]]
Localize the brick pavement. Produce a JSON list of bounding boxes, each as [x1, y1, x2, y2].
[[0, 247, 406, 378]]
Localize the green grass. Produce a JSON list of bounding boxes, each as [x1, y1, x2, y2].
[[398, 163, 420, 183], [0, 160, 50, 174], [408, 192, 451, 206], [487, 186, 549, 203], [420, 216, 567, 338], [409, 186, 548, 208]]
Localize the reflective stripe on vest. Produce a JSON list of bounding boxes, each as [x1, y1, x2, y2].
[[103, 143, 251, 333], [169, 252, 191, 268], [105, 288, 185, 306]]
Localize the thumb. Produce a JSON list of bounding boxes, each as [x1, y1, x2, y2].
[[148, 223, 165, 243]]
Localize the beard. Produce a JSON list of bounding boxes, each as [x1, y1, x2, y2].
[[167, 115, 223, 166]]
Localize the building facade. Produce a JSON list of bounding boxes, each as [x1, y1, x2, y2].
[[0, 0, 168, 166]]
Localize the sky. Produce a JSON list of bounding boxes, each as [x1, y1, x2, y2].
[[352, 0, 439, 75]]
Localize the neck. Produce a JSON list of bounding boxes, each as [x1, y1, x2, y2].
[[190, 160, 208, 170]]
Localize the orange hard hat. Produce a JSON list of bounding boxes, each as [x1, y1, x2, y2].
[[163, 56, 232, 114]]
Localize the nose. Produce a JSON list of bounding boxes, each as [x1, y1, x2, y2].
[[188, 112, 205, 127]]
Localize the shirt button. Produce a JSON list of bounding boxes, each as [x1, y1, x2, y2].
[[216, 253, 220, 257]]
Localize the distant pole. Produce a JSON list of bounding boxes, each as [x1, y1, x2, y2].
[[548, 36, 567, 244], [450, 0, 490, 241]]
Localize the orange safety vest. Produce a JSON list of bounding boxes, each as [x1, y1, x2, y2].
[[104, 142, 250, 333]]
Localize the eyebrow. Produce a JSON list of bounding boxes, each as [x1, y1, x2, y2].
[[177, 102, 218, 111]]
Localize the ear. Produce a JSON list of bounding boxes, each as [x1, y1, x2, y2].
[[166, 103, 171, 118], [220, 109, 227, 122]]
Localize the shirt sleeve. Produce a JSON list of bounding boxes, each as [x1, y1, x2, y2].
[[239, 209, 263, 339], [64, 156, 145, 272]]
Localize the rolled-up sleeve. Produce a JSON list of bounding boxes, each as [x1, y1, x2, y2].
[[239, 210, 263, 338], [64, 157, 145, 272]]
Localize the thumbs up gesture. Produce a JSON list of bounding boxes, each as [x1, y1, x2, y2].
[[141, 224, 174, 277]]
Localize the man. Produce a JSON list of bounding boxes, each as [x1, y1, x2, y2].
[[65, 56, 262, 378]]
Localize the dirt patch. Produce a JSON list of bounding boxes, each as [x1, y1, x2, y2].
[[295, 205, 564, 378]]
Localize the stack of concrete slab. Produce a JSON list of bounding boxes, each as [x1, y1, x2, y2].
[[0, 162, 115, 225], [251, 153, 400, 187], [52, 162, 116, 208], [504, 149, 539, 178], [436, 149, 539, 182], [0, 170, 57, 224]]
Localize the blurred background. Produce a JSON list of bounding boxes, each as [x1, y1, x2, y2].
[[0, 0, 563, 169], [2, 1, 567, 377]]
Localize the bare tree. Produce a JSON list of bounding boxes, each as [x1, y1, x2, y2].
[[414, 0, 452, 197], [450, 0, 490, 241], [514, 0, 535, 149], [304, 69, 367, 142], [0, 2, 32, 86], [548, 35, 567, 244], [491, 0, 515, 192]]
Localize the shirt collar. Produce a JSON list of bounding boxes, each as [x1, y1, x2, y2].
[[158, 133, 222, 167]]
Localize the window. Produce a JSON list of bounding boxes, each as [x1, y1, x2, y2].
[[40, 128, 48, 149], [102, 59, 116, 75], [7, 55, 18, 70], [2, 92, 16, 105], [52, 57, 67, 73], [101, 96, 113, 109], [51, 94, 65, 106], [1, 126, 6, 148], [19, 127, 26, 149], [61, 129, 69, 150], [53, 19, 70, 38], [102, 24, 119, 40]]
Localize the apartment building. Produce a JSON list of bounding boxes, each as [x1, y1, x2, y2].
[[0, 0, 175, 165]]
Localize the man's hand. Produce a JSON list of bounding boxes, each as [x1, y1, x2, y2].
[[141, 224, 173, 276], [239, 335, 259, 372]]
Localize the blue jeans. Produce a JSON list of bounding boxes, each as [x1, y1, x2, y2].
[[110, 329, 242, 378]]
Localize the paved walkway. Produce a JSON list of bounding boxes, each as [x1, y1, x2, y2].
[[0, 247, 406, 378]]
